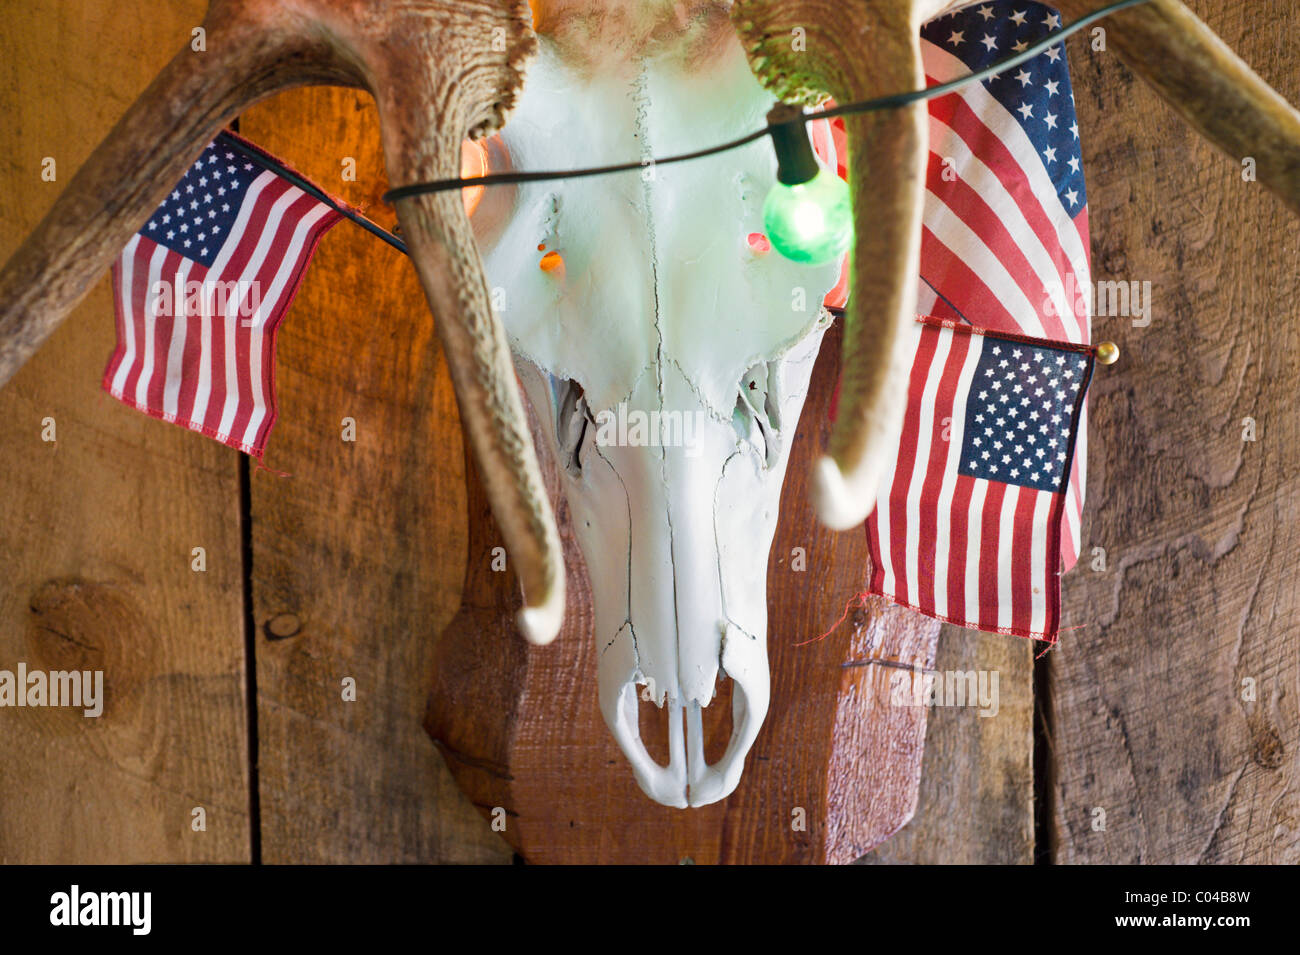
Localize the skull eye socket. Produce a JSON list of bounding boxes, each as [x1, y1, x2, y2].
[[733, 362, 781, 468]]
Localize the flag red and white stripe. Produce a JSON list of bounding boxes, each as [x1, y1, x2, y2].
[[915, 6, 1093, 573], [857, 3, 1096, 642], [103, 132, 341, 457], [867, 318, 1093, 641]]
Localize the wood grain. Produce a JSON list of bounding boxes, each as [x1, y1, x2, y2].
[[1049, 0, 1300, 864], [0, 0, 250, 863], [238, 88, 511, 864]]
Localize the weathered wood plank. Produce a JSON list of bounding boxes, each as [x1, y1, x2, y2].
[[862, 628, 1035, 864], [239, 88, 511, 864], [1049, 0, 1300, 863], [0, 0, 251, 863]]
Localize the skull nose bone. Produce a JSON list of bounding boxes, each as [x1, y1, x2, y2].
[[606, 682, 689, 808], [604, 669, 759, 808]]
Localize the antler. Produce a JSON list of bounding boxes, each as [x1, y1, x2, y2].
[[363, 6, 565, 645], [733, 0, 950, 529], [0, 2, 351, 384], [1055, 0, 1300, 213], [0, 0, 565, 645], [733, 0, 1300, 531]]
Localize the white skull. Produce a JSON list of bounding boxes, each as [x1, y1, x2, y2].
[[474, 27, 842, 807]]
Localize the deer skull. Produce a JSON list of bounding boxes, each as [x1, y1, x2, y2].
[[469, 20, 845, 805], [0, 0, 1297, 809]]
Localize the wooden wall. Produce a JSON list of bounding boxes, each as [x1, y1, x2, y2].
[[0, 0, 1295, 864], [1049, 0, 1300, 864], [0, 0, 250, 864]]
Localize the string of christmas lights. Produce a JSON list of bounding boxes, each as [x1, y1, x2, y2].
[[382, 0, 1151, 206]]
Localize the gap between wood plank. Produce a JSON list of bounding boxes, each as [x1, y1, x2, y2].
[[239, 453, 262, 865], [1033, 651, 1055, 865], [228, 111, 263, 867]]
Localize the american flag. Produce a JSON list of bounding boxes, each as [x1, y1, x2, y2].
[[869, 318, 1093, 639], [103, 131, 342, 457], [865, 1, 1094, 640]]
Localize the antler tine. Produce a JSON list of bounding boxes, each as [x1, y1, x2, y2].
[[0, 1, 361, 387], [357, 4, 565, 645], [1057, 0, 1300, 214], [1, 0, 564, 645], [731, 0, 1300, 532], [733, 0, 932, 529]]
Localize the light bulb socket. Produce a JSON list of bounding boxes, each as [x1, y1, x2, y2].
[[766, 103, 820, 187]]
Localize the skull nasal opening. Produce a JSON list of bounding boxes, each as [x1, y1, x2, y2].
[[636, 675, 736, 768]]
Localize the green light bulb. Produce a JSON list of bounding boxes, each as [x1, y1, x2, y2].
[[762, 169, 853, 266]]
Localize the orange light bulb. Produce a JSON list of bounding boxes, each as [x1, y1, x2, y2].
[[460, 139, 488, 217], [539, 250, 565, 275]]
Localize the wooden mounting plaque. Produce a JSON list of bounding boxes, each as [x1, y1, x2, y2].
[[426, 321, 941, 863]]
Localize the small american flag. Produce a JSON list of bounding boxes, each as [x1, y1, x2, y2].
[[868, 318, 1093, 639], [866, 1, 1094, 640], [103, 131, 343, 457]]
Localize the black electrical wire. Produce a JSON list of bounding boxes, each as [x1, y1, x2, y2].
[[383, 0, 1151, 205], [220, 134, 409, 255]]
